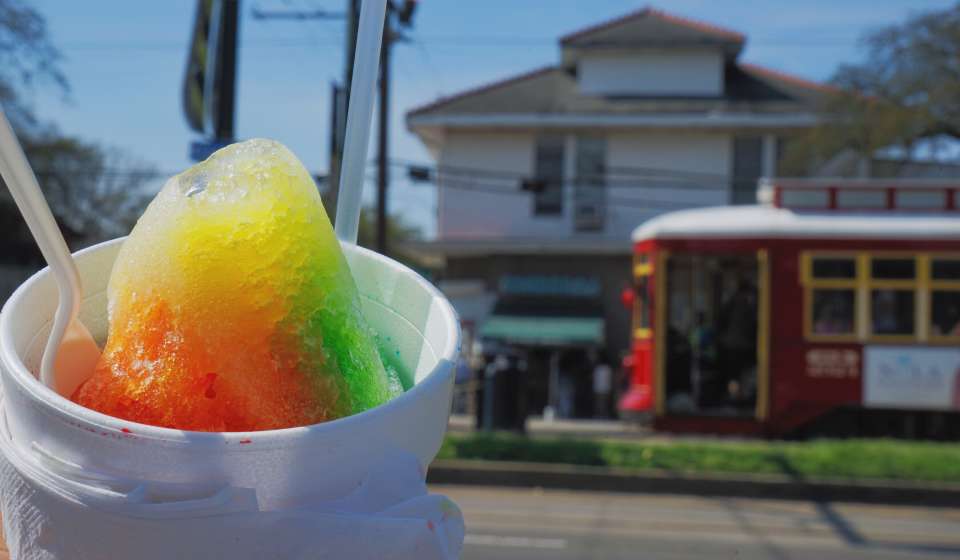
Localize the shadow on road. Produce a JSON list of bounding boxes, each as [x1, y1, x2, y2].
[[816, 501, 960, 557], [714, 484, 960, 560], [717, 498, 792, 560]]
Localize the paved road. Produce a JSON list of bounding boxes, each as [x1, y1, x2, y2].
[[434, 485, 960, 560]]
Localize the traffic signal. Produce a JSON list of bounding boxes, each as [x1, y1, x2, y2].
[[520, 178, 548, 193], [407, 165, 432, 183]]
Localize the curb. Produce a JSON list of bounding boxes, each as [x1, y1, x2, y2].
[[427, 459, 960, 508]]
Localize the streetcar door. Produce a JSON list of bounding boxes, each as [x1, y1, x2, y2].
[[663, 254, 759, 417]]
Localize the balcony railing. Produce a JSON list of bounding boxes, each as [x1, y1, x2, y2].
[[758, 178, 959, 213]]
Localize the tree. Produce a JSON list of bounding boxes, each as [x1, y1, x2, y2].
[[356, 207, 422, 252], [782, 2, 960, 175], [319, 191, 426, 270], [358, 207, 432, 274], [0, 0, 158, 267], [0, 0, 66, 132], [780, 89, 922, 176]]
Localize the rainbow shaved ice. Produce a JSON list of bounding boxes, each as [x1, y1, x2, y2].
[[72, 139, 401, 431]]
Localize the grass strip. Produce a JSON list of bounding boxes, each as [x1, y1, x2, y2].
[[436, 432, 960, 483]]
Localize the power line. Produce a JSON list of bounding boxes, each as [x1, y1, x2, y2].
[[407, 36, 446, 99], [59, 34, 862, 52], [412, 34, 862, 47], [59, 38, 343, 52], [249, 0, 346, 50], [31, 168, 173, 179], [382, 158, 732, 211], [22, 166, 711, 212], [387, 157, 731, 180], [417, 173, 718, 211], [384, 158, 734, 191], [28, 168, 337, 186], [251, 7, 344, 20], [27, 158, 734, 196], [387, 158, 526, 180]]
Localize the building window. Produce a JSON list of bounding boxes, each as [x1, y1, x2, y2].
[[930, 257, 960, 340], [533, 134, 564, 215], [732, 136, 763, 205], [802, 254, 858, 339], [574, 135, 606, 231], [868, 257, 917, 339]]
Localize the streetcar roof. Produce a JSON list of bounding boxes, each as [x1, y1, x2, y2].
[[631, 205, 960, 242]]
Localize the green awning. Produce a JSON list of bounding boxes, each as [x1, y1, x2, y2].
[[480, 315, 604, 346]]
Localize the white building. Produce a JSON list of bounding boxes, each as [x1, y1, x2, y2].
[[405, 8, 829, 420]]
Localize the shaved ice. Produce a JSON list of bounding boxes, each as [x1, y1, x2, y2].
[[72, 139, 401, 431]]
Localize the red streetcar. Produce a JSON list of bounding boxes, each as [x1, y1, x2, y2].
[[620, 179, 960, 437]]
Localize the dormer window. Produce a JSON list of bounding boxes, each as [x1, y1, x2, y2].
[[559, 8, 743, 98], [577, 49, 724, 97]]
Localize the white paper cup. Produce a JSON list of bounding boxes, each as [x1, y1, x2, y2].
[[0, 237, 459, 512]]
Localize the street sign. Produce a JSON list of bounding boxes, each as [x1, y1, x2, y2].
[[189, 139, 232, 162]]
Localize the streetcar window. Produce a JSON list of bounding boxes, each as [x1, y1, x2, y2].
[[932, 258, 960, 281], [871, 258, 915, 280], [931, 291, 960, 337], [805, 252, 957, 342], [812, 257, 856, 279], [803, 253, 860, 340], [636, 275, 651, 330], [930, 257, 960, 339], [811, 289, 855, 335], [871, 289, 914, 335]]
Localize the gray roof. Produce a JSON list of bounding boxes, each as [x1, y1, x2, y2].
[[406, 8, 834, 137], [560, 7, 745, 57], [407, 63, 830, 121]]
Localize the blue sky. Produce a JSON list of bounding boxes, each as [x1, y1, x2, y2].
[[28, 0, 956, 237]]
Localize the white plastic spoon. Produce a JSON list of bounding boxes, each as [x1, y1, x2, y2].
[[0, 107, 100, 396]]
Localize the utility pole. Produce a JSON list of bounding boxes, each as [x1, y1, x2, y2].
[[328, 81, 345, 205], [375, 0, 416, 255], [343, 0, 361, 128], [329, 0, 361, 221]]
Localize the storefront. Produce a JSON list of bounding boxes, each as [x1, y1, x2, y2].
[[480, 274, 606, 421], [420, 247, 634, 424]]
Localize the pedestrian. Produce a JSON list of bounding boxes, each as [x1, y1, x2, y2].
[[593, 357, 612, 419]]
